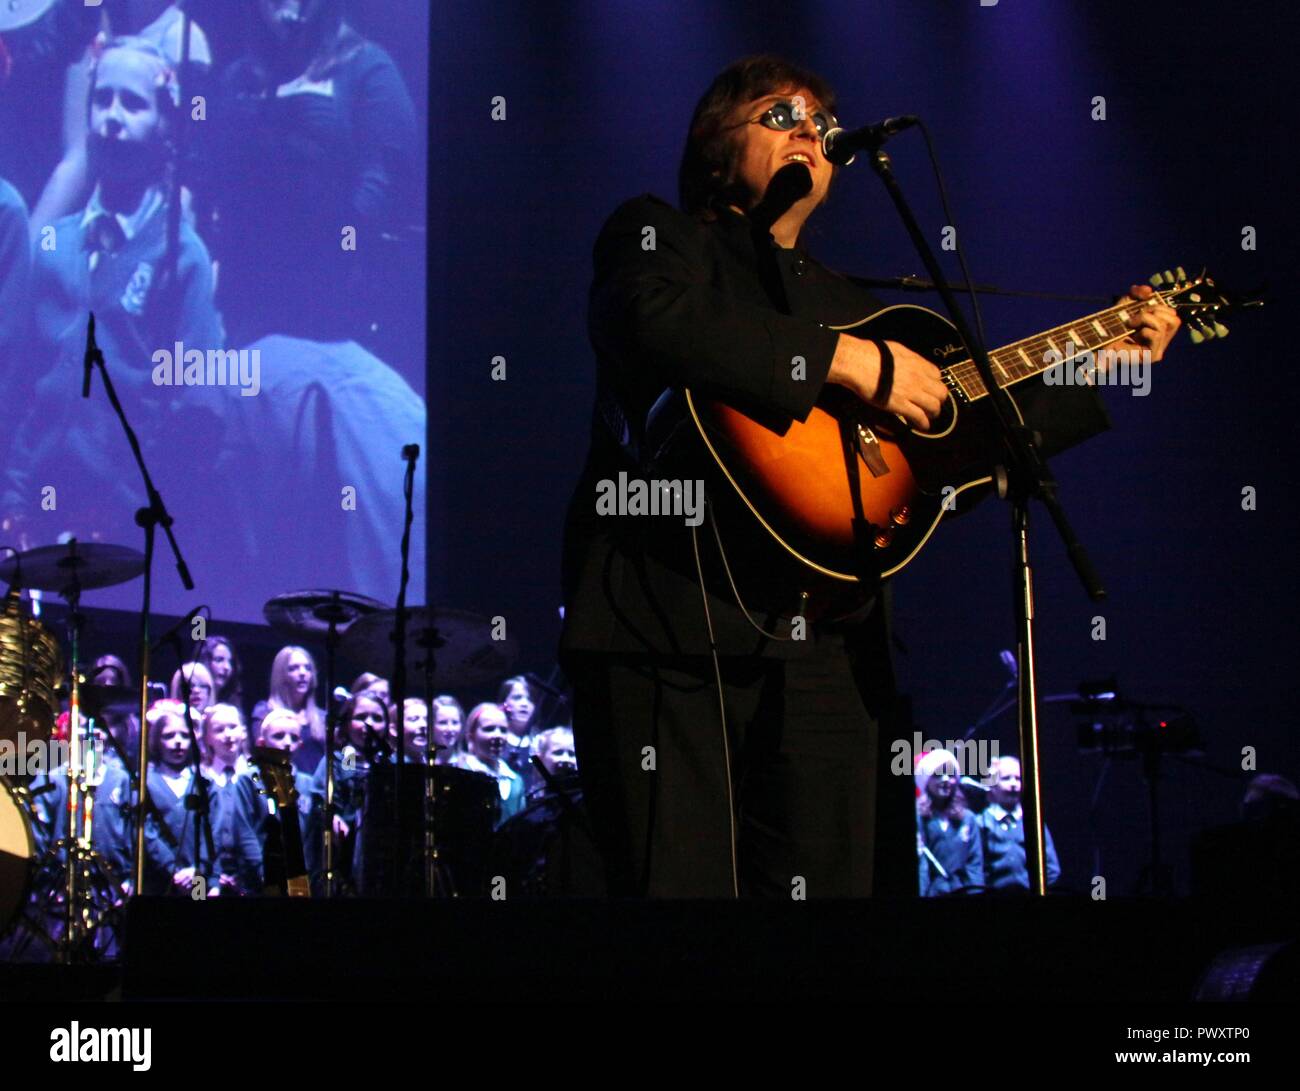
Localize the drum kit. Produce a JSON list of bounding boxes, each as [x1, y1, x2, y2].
[[0, 539, 539, 959], [1, 541, 143, 961]]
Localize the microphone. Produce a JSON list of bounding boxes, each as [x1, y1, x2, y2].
[[402, 444, 420, 462], [150, 606, 205, 655], [999, 649, 1018, 680], [822, 115, 919, 166], [83, 313, 96, 398]]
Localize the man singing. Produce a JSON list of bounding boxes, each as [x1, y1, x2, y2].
[[561, 55, 1178, 898]]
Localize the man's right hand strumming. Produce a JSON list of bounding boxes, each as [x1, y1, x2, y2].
[[827, 333, 948, 430]]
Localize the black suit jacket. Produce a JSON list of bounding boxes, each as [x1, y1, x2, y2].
[[560, 195, 1108, 661]]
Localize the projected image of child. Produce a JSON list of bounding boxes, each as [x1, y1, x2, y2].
[[1, 34, 225, 545], [29, 2, 213, 233], [1, 0, 428, 625], [192, 0, 427, 609], [0, 171, 30, 385]]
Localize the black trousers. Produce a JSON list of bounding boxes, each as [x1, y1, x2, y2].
[[568, 630, 903, 898]]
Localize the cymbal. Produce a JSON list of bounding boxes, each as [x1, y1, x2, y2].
[[263, 589, 389, 638], [0, 542, 144, 595], [341, 607, 517, 689]]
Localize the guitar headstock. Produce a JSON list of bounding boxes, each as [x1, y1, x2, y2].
[[1149, 266, 1264, 344], [252, 745, 299, 813]]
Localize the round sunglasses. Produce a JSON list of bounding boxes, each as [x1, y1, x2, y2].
[[744, 98, 837, 139]]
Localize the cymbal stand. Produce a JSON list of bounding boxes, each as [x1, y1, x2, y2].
[[319, 593, 347, 898], [420, 627, 452, 897], [59, 554, 86, 961]]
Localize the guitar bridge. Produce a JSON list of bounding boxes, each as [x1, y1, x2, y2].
[[854, 424, 891, 478]]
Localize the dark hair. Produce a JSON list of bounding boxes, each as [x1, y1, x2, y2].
[[92, 654, 132, 688], [247, 0, 364, 82], [338, 690, 392, 759], [199, 635, 243, 709], [496, 675, 536, 733], [678, 54, 839, 217]]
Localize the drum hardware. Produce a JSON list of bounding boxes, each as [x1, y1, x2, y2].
[[358, 762, 498, 898], [343, 604, 519, 897], [2, 540, 143, 962], [263, 588, 388, 898], [0, 773, 126, 962]]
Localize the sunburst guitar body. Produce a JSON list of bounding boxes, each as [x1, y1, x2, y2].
[[683, 269, 1254, 594]]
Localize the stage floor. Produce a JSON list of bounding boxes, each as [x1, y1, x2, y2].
[[0, 895, 1274, 1003]]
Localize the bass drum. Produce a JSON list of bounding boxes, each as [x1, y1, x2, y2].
[[488, 779, 602, 897], [0, 778, 35, 937]]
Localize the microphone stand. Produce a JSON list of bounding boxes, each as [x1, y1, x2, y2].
[[168, 646, 215, 896], [319, 591, 348, 898], [83, 337, 194, 898], [60, 560, 86, 961], [864, 139, 1105, 896], [158, 3, 193, 299], [390, 445, 418, 895]]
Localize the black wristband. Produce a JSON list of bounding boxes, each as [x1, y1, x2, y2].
[[869, 338, 895, 404]]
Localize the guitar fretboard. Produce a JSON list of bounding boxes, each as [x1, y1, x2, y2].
[[943, 294, 1163, 400]]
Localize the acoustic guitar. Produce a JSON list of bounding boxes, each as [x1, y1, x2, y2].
[[685, 268, 1258, 589], [251, 746, 311, 898]]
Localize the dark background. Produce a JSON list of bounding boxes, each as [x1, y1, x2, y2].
[[438, 0, 1299, 895]]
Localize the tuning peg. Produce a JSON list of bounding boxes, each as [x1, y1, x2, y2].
[[1175, 266, 1187, 283], [1164, 269, 1175, 283], [1188, 326, 1204, 344], [1213, 322, 1229, 337], [1197, 319, 1218, 340], [1150, 272, 1165, 286]]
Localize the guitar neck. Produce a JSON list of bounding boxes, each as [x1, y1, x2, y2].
[[941, 293, 1165, 400]]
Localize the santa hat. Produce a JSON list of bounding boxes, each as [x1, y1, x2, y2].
[[914, 748, 959, 794]]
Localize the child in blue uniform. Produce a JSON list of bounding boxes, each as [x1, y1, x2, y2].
[[450, 703, 526, 828], [1, 36, 224, 547], [310, 691, 389, 893], [141, 702, 222, 897], [975, 756, 1061, 891], [241, 708, 321, 893], [916, 749, 984, 897], [198, 704, 262, 895]]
